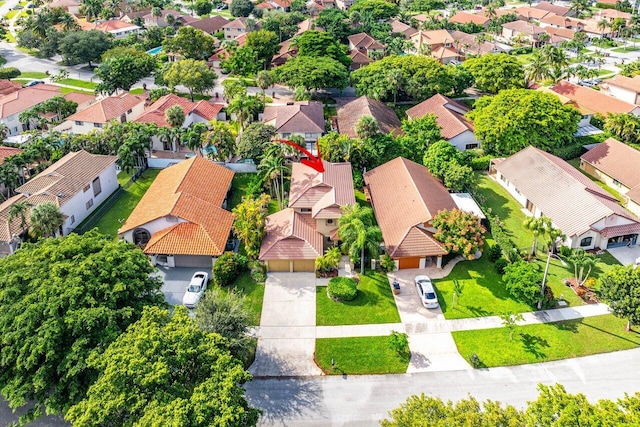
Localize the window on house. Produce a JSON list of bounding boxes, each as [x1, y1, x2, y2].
[[92, 177, 102, 197], [465, 143, 479, 150], [75, 121, 83, 126], [499, 174, 506, 182], [282, 133, 291, 138], [304, 132, 315, 139], [300, 208, 311, 213], [86, 199, 94, 210], [327, 219, 334, 224], [157, 255, 168, 264], [613, 179, 621, 187], [70, 215, 75, 224], [94, 123, 103, 128], [127, 109, 132, 114], [580, 237, 592, 247]]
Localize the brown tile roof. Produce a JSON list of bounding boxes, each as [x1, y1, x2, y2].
[[544, 26, 576, 40], [135, 94, 222, 127], [349, 49, 371, 65], [581, 138, 640, 190], [67, 92, 145, 124], [296, 19, 315, 35], [389, 18, 418, 38], [289, 161, 356, 216], [410, 29, 454, 46], [596, 9, 632, 20], [262, 101, 324, 134], [449, 31, 503, 55], [405, 94, 473, 140], [495, 146, 638, 237], [364, 157, 455, 258], [626, 185, 640, 205], [0, 146, 23, 165], [0, 84, 61, 119], [63, 91, 96, 106], [188, 15, 229, 33], [336, 96, 401, 138], [503, 20, 546, 35], [16, 150, 117, 207], [270, 0, 292, 7], [539, 14, 582, 28], [534, 1, 570, 16], [119, 157, 234, 256], [600, 222, 640, 238], [605, 75, 640, 93], [513, 6, 551, 20], [0, 194, 27, 243], [550, 80, 639, 115], [348, 32, 385, 50], [258, 208, 323, 260], [94, 19, 140, 32], [255, 2, 275, 8], [223, 17, 250, 29], [449, 11, 490, 26], [0, 80, 22, 96]]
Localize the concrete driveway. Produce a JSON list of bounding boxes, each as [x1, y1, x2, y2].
[[607, 245, 640, 266], [250, 273, 322, 377], [154, 266, 212, 306]]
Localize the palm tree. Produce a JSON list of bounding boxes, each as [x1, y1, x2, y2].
[[0, 123, 8, 142], [604, 113, 640, 143], [525, 50, 549, 83], [255, 71, 273, 93], [227, 95, 261, 135], [537, 32, 550, 47], [165, 105, 185, 129], [258, 153, 288, 210], [7, 200, 32, 230], [568, 249, 597, 287], [597, 18, 609, 39], [386, 69, 404, 105], [205, 120, 236, 161], [354, 115, 379, 140], [59, 13, 80, 32], [523, 216, 551, 256], [337, 204, 382, 274], [29, 202, 64, 239], [81, 0, 103, 22]]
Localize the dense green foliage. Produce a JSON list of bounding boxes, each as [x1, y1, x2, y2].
[[232, 194, 271, 260], [432, 209, 486, 260], [598, 265, 640, 329], [95, 48, 157, 94], [468, 89, 580, 155], [65, 306, 259, 426], [163, 26, 217, 60], [349, 0, 399, 19], [327, 277, 359, 301], [0, 231, 165, 423], [272, 55, 349, 92], [463, 53, 525, 94], [58, 30, 111, 66], [502, 261, 543, 306], [213, 252, 249, 286], [0, 67, 20, 79]]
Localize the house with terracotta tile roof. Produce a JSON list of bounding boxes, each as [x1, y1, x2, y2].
[[348, 32, 385, 56], [409, 30, 461, 64], [259, 160, 355, 271], [271, 39, 298, 67], [388, 18, 418, 39], [600, 75, 640, 105], [0, 84, 64, 136], [336, 96, 401, 139], [539, 13, 584, 30], [349, 49, 372, 70], [548, 80, 640, 120], [222, 17, 258, 40], [262, 101, 324, 152], [187, 15, 229, 34], [406, 94, 479, 151], [449, 11, 490, 28], [119, 157, 234, 268], [364, 157, 456, 269], [306, 0, 335, 16], [534, 1, 573, 17], [143, 9, 198, 27], [492, 145, 640, 250], [92, 19, 142, 38], [0, 150, 118, 256], [502, 20, 547, 46], [59, 92, 146, 135], [580, 138, 640, 217], [449, 30, 504, 56], [0, 80, 22, 96], [46, 0, 80, 14], [513, 6, 551, 20]]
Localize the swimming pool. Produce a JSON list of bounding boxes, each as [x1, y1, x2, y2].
[[147, 46, 162, 55]]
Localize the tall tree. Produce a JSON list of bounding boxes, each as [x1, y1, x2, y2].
[[598, 265, 640, 331], [523, 216, 551, 256], [463, 53, 525, 94], [354, 115, 380, 140], [422, 140, 461, 180], [7, 200, 32, 230], [338, 204, 382, 274], [568, 248, 596, 287], [227, 95, 264, 132], [232, 194, 271, 260], [162, 59, 217, 102], [258, 150, 288, 210], [65, 306, 259, 426], [292, 30, 352, 67], [432, 209, 485, 260], [236, 122, 276, 161], [0, 231, 165, 424], [205, 120, 237, 161], [163, 26, 217, 60], [230, 0, 254, 16], [245, 29, 280, 69], [58, 30, 111, 66], [94, 48, 157, 95], [28, 202, 64, 239], [271, 55, 349, 93]]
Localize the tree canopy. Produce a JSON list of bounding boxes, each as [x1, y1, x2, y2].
[[272, 55, 349, 92], [467, 89, 580, 156], [163, 26, 217, 60], [95, 48, 157, 94], [598, 265, 640, 330], [293, 30, 352, 67], [0, 231, 165, 423], [232, 194, 271, 260], [350, 55, 471, 102], [432, 209, 485, 260], [58, 30, 111, 66], [161, 59, 217, 101], [65, 306, 259, 426], [463, 53, 525, 94], [245, 29, 280, 69], [349, 0, 399, 20]]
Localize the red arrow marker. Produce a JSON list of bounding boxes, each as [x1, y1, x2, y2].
[[274, 138, 325, 173]]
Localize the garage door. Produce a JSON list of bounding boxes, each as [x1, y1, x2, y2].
[[173, 255, 213, 268], [293, 259, 315, 272], [267, 259, 291, 272], [398, 257, 420, 269]]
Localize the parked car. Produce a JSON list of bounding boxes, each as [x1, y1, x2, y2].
[[183, 271, 209, 308], [414, 275, 439, 308], [216, 4, 228, 10], [23, 80, 44, 87]]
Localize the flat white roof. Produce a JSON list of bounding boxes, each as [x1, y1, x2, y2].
[[450, 192, 486, 219]]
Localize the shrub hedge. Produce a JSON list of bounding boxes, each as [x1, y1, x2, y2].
[[212, 252, 248, 286], [327, 277, 358, 301]]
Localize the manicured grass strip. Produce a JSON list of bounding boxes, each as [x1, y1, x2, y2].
[[475, 174, 534, 250], [4, 10, 18, 19], [315, 336, 409, 374], [453, 314, 640, 367], [18, 71, 47, 79], [130, 88, 146, 94], [58, 87, 94, 95], [57, 78, 98, 89], [87, 169, 160, 237], [219, 272, 265, 326], [316, 271, 400, 326], [229, 173, 253, 210], [436, 240, 532, 320], [612, 46, 640, 53]]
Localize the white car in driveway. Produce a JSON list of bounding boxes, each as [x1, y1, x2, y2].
[[183, 271, 209, 309], [414, 275, 439, 308]]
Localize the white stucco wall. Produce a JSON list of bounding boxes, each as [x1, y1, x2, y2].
[[449, 131, 480, 152], [120, 216, 187, 242], [607, 85, 638, 105]]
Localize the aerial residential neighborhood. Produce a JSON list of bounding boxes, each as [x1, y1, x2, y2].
[[2, 0, 640, 423]]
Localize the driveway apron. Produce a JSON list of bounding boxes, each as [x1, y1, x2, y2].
[[250, 273, 322, 377]]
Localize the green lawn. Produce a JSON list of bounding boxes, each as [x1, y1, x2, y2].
[[57, 78, 98, 89], [611, 46, 640, 53], [58, 87, 94, 95], [435, 240, 532, 320], [82, 169, 160, 237], [4, 10, 18, 19], [219, 271, 265, 326], [130, 88, 147, 95], [18, 71, 47, 79], [315, 336, 410, 374], [514, 53, 535, 65], [316, 271, 400, 326], [475, 174, 534, 250], [229, 173, 253, 210], [453, 314, 640, 367]]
